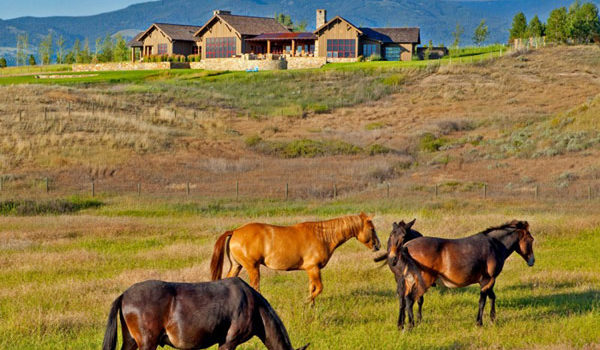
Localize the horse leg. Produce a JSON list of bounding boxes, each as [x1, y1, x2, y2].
[[306, 266, 323, 305], [476, 290, 487, 326], [226, 263, 243, 278], [246, 264, 261, 292], [417, 296, 424, 323], [397, 290, 406, 330], [405, 295, 415, 329], [219, 344, 238, 350], [488, 288, 497, 322]]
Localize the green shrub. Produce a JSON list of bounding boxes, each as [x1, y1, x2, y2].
[[382, 73, 405, 86], [365, 122, 385, 130], [368, 144, 391, 155], [419, 133, 448, 152], [245, 135, 263, 147], [0, 197, 102, 216]]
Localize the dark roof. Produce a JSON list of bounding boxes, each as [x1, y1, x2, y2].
[[246, 32, 317, 41], [361, 27, 420, 44], [314, 16, 362, 35], [196, 14, 289, 37], [139, 23, 202, 43], [127, 32, 144, 47]]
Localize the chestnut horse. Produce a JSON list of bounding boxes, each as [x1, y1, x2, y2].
[[210, 213, 381, 303], [102, 278, 309, 350], [394, 220, 535, 329]]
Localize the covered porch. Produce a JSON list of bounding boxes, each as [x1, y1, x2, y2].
[[245, 32, 317, 57]]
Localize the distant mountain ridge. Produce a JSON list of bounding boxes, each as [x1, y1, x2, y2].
[[0, 0, 597, 65]]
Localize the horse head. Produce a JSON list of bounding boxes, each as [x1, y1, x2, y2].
[[514, 220, 535, 267], [358, 212, 381, 252], [386, 219, 416, 265]]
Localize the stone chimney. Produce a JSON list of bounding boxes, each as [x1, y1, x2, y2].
[[316, 9, 327, 29], [214, 10, 232, 16]]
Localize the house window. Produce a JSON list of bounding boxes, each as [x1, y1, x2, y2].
[[193, 46, 199, 55], [363, 43, 380, 58], [327, 39, 355, 58], [158, 44, 168, 55], [206, 37, 236, 58]]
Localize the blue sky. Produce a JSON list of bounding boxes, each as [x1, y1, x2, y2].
[[1, 0, 144, 19]]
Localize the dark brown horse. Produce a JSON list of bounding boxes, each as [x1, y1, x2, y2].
[[102, 277, 309, 350], [393, 220, 535, 329]]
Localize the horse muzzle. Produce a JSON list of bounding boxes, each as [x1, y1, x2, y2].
[[527, 255, 535, 267]]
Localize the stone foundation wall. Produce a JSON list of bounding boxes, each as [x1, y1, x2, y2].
[[72, 62, 189, 72], [326, 57, 359, 63], [286, 57, 327, 70], [190, 57, 287, 71]]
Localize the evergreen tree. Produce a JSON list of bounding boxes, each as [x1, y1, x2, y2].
[[29, 54, 36, 66], [81, 38, 92, 63], [452, 23, 464, 48], [38, 32, 54, 65], [473, 20, 489, 46], [65, 39, 80, 64], [546, 7, 569, 43], [56, 35, 65, 64], [0, 57, 7, 68], [113, 34, 129, 62], [527, 15, 545, 38], [509, 12, 528, 40], [98, 34, 115, 62]]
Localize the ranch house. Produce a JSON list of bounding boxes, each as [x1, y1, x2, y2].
[[128, 9, 420, 64]]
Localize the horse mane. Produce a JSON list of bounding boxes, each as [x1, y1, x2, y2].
[[303, 215, 363, 244], [479, 221, 519, 236]]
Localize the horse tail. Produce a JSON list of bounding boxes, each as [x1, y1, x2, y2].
[[211, 230, 234, 281], [102, 294, 123, 350]]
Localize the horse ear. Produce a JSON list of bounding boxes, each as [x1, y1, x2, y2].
[[359, 212, 367, 219], [406, 218, 416, 230], [393, 222, 399, 229], [516, 221, 529, 230]]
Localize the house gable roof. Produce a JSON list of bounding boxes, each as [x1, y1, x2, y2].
[[127, 32, 144, 47], [138, 23, 201, 43], [314, 16, 363, 36], [195, 14, 289, 38], [361, 27, 421, 44]]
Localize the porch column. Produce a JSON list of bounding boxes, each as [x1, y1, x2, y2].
[[291, 40, 296, 57], [267, 40, 271, 54], [131, 47, 135, 62]]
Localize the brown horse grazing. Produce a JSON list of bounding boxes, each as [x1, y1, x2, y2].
[[102, 277, 309, 350], [210, 213, 381, 303], [395, 220, 535, 329]]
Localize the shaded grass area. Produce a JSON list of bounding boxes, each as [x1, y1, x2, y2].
[[0, 203, 598, 349], [0, 197, 102, 215]]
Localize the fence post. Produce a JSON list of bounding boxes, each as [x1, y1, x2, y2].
[[137, 183, 141, 196], [45, 177, 49, 193], [387, 182, 390, 198], [588, 185, 592, 201], [236, 180, 239, 201], [187, 182, 190, 196], [0, 177, 3, 191], [19, 110, 22, 122], [435, 184, 439, 198], [68, 102, 71, 117], [92, 181, 95, 197], [285, 182, 289, 201], [483, 183, 487, 199], [44, 107, 47, 121], [333, 184, 337, 199], [535, 185, 539, 200]]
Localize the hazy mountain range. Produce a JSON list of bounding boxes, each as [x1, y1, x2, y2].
[[0, 0, 596, 65]]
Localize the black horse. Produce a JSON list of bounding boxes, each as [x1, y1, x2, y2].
[[392, 220, 535, 329], [102, 277, 309, 350]]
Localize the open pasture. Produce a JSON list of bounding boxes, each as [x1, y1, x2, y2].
[[0, 197, 598, 349]]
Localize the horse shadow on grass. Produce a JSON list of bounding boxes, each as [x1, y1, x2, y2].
[[503, 290, 600, 317]]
